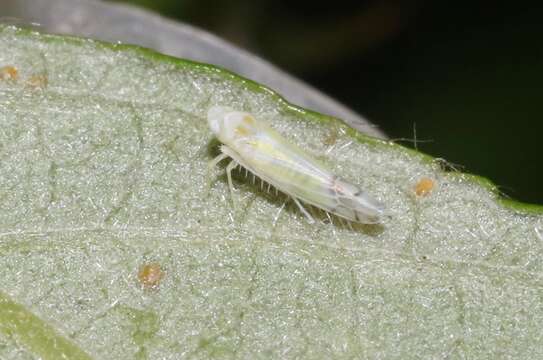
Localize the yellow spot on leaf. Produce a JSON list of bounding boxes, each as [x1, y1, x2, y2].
[[0, 65, 18, 81], [414, 177, 435, 196], [138, 263, 164, 289]]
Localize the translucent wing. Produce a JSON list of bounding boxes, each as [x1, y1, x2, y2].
[[226, 127, 384, 223]]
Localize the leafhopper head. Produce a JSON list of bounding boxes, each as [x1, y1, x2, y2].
[[207, 106, 258, 144]]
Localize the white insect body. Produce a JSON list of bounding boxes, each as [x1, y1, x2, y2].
[[207, 106, 385, 224]]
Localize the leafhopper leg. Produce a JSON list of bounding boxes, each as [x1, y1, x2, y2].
[[226, 161, 238, 208], [292, 198, 315, 224], [206, 152, 229, 196]]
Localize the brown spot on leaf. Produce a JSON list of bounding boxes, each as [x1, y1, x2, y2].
[[26, 74, 48, 89], [323, 130, 338, 146]]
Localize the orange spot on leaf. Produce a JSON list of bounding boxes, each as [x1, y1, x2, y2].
[[0, 66, 18, 81], [414, 177, 435, 197], [138, 263, 165, 289]]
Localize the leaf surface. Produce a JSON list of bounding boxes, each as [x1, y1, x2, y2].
[[1, 26, 542, 359]]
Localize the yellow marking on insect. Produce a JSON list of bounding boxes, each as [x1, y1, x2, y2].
[[138, 263, 165, 289], [207, 106, 385, 224], [0, 65, 18, 81], [414, 177, 435, 197], [235, 125, 250, 136], [243, 114, 255, 125]]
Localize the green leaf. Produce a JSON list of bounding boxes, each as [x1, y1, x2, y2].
[[1, 25, 542, 359]]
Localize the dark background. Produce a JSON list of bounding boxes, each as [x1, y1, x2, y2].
[[111, 0, 542, 205]]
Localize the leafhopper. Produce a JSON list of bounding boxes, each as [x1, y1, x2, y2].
[[207, 106, 385, 224]]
